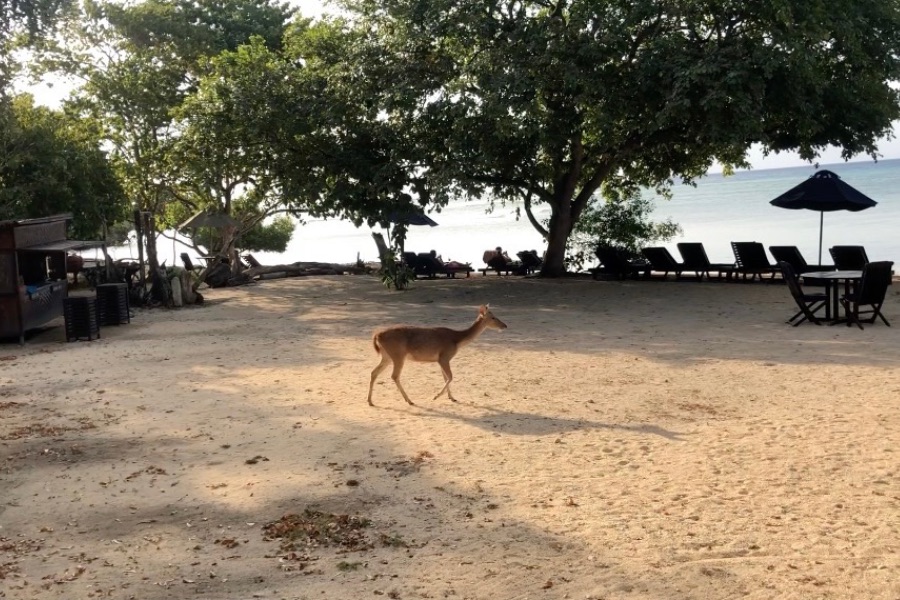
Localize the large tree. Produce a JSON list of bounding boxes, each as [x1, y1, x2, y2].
[[2, 0, 77, 200], [1, 0, 74, 85], [36, 0, 298, 269], [180, 19, 441, 261], [338, 0, 900, 276], [0, 94, 126, 237]]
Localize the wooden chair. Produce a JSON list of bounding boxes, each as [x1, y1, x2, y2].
[[839, 261, 894, 329], [777, 262, 828, 326]]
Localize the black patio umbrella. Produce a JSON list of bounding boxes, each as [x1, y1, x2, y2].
[[769, 169, 877, 264], [385, 209, 438, 253], [388, 211, 439, 227]]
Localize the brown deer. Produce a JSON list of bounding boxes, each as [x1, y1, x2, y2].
[[367, 304, 508, 406]]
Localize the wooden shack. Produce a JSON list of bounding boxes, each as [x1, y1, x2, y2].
[[0, 214, 106, 344]]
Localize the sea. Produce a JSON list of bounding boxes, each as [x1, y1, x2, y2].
[[111, 159, 900, 270]]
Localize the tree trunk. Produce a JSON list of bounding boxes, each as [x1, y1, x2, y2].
[[539, 206, 572, 277], [144, 213, 160, 274]]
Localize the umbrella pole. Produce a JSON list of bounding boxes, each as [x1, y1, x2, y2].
[[818, 211, 824, 265]]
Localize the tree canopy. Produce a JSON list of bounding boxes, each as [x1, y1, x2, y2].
[[0, 94, 125, 238], [14, 0, 900, 278], [331, 0, 900, 275], [37, 0, 302, 268]]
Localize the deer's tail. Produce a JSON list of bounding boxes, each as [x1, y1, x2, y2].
[[372, 334, 381, 354]]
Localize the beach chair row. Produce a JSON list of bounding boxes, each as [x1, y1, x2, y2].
[[592, 243, 874, 282], [400, 248, 544, 278], [401, 251, 474, 278], [478, 249, 543, 276]]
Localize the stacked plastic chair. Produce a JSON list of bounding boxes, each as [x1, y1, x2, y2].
[[63, 296, 100, 342], [95, 283, 130, 326]]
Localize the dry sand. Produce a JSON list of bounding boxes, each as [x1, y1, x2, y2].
[[1, 274, 899, 600]]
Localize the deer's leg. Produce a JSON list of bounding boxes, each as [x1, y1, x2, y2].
[[433, 357, 456, 402], [367, 354, 391, 406], [390, 355, 415, 405]]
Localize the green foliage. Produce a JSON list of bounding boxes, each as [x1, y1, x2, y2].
[[0, 94, 127, 238], [106, 220, 134, 246], [26, 0, 302, 263], [337, 0, 900, 276], [239, 215, 294, 253], [1, 0, 76, 88], [101, 0, 294, 63], [567, 186, 682, 273], [378, 249, 413, 291]]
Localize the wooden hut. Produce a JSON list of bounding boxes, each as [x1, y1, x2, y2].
[[0, 214, 106, 344]]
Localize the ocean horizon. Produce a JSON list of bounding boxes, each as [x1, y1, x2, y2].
[[116, 158, 900, 271]]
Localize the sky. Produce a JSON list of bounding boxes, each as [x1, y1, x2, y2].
[[17, 0, 900, 172]]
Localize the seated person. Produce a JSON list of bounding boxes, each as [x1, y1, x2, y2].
[[418, 250, 470, 276], [483, 246, 523, 273], [483, 246, 513, 265], [415, 250, 446, 277]]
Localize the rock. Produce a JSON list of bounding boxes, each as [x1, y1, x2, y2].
[[180, 271, 197, 304], [171, 276, 183, 307]]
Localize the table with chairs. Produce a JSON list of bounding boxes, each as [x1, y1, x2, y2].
[[797, 261, 893, 328]]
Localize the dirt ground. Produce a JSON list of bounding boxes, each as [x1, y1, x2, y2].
[[2, 274, 899, 600]]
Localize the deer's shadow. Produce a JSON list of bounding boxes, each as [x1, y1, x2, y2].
[[383, 402, 688, 441]]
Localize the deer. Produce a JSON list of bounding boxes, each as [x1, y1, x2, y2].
[[367, 304, 508, 406]]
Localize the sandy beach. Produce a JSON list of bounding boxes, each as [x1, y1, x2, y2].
[[2, 274, 899, 600]]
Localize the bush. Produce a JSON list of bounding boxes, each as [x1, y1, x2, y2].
[[567, 185, 681, 272], [379, 250, 413, 291]]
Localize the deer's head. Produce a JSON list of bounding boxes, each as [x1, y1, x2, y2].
[[479, 304, 508, 330]]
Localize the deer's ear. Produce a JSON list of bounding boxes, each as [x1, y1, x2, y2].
[[479, 304, 488, 315]]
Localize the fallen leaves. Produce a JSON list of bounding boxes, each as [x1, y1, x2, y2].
[[1, 418, 96, 441], [125, 466, 169, 481], [262, 509, 373, 555]]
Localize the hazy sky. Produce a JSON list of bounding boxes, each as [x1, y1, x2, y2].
[[20, 0, 900, 172]]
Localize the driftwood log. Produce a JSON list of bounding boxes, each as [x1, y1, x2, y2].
[[243, 262, 372, 279]]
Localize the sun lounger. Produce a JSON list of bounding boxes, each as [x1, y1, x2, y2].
[[591, 245, 651, 280], [676, 243, 735, 280], [769, 246, 833, 274], [516, 250, 543, 274], [479, 255, 524, 276], [731, 241, 779, 281], [640, 247, 689, 280], [479, 249, 525, 276], [829, 245, 870, 270]]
